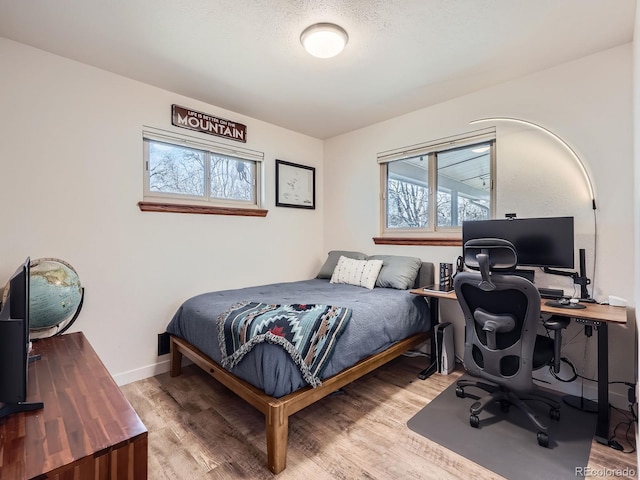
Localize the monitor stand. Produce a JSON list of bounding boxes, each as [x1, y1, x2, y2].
[[545, 300, 587, 309], [0, 354, 45, 419], [0, 400, 44, 419], [543, 248, 593, 301]]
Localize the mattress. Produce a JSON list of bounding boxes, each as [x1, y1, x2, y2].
[[166, 278, 430, 397]]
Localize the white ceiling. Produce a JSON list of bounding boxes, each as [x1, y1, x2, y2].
[[0, 0, 635, 139]]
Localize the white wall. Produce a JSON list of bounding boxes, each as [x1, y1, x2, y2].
[[324, 45, 635, 406], [0, 39, 325, 384]]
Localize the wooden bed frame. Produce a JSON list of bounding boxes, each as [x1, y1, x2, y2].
[[170, 331, 429, 473]]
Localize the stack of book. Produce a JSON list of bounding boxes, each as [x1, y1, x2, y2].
[[439, 263, 453, 291]]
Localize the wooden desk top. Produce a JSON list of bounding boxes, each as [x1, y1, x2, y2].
[[410, 287, 458, 301], [410, 287, 627, 325], [0, 332, 148, 479]]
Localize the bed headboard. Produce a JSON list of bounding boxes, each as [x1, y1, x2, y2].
[[414, 262, 435, 289]]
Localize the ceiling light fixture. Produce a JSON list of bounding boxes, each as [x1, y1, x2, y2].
[[300, 23, 348, 59]]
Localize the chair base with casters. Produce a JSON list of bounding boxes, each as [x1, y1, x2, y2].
[[455, 378, 561, 447]]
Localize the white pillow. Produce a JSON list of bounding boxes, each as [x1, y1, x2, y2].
[[330, 256, 383, 289]]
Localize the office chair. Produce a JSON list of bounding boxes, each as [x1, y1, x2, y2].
[[454, 238, 568, 448]]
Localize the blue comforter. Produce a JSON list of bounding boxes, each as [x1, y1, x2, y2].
[[166, 278, 430, 398]]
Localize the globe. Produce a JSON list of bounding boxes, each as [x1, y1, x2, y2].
[[28, 258, 83, 331]]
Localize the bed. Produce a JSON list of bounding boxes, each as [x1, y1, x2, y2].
[[166, 252, 434, 473]]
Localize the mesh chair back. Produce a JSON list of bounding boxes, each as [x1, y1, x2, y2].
[[454, 239, 541, 393]]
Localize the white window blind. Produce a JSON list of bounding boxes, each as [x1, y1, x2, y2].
[[377, 127, 495, 164], [143, 127, 264, 163]]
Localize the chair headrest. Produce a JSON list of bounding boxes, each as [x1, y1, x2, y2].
[[463, 238, 518, 272], [463, 238, 518, 291]]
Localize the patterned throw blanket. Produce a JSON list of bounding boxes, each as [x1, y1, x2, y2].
[[217, 301, 352, 388]]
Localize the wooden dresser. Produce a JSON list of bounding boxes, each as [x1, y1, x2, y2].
[[0, 332, 148, 479]]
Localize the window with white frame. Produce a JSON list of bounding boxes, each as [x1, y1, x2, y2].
[[379, 129, 495, 235], [142, 129, 263, 209]]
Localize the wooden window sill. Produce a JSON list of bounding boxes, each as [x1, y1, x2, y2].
[[138, 202, 268, 217], [372, 237, 462, 246]]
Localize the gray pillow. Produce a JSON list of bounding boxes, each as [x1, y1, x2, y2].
[[368, 255, 422, 289], [317, 250, 368, 279]]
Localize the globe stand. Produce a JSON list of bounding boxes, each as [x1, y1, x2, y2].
[[30, 287, 84, 341], [55, 287, 84, 337]]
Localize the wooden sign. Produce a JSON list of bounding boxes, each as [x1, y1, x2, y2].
[[171, 104, 247, 143]]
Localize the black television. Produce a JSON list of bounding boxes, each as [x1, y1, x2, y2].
[[462, 216, 575, 269], [0, 257, 43, 419]]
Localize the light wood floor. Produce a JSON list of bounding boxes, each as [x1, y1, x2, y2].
[[121, 356, 637, 479]]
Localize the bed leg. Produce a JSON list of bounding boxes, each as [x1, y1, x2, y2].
[[169, 338, 183, 377], [265, 404, 288, 474]]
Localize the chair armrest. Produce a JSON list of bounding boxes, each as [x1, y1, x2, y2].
[[543, 315, 570, 330], [542, 315, 570, 373]]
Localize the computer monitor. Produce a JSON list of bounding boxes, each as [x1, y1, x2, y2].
[[462, 216, 575, 269], [0, 257, 44, 419]]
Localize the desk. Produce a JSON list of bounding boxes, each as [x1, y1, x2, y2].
[[0, 332, 148, 479], [410, 287, 627, 445]]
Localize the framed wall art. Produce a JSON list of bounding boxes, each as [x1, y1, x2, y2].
[[275, 159, 315, 209]]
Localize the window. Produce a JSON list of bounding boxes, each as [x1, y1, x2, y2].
[[142, 129, 263, 211], [379, 129, 495, 237]]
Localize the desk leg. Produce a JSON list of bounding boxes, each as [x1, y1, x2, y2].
[[595, 322, 609, 444], [418, 297, 439, 380]]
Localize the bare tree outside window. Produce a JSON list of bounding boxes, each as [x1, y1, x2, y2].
[[210, 155, 255, 202], [382, 141, 492, 233], [387, 178, 429, 228], [386, 157, 429, 228], [149, 142, 205, 196], [144, 137, 260, 207]]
